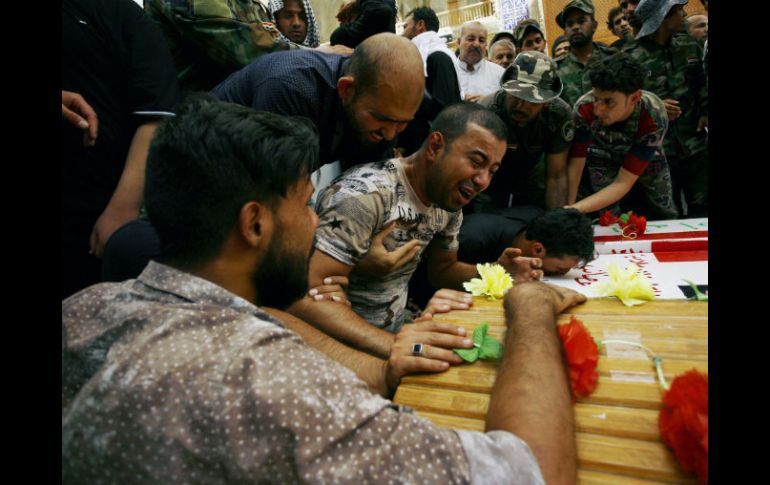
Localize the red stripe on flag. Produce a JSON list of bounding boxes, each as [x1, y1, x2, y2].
[[650, 240, 708, 252], [654, 250, 709, 262], [593, 230, 708, 242]]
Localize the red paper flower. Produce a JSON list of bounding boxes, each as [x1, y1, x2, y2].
[[627, 213, 647, 235], [659, 370, 708, 483], [598, 210, 618, 226], [558, 316, 599, 400]]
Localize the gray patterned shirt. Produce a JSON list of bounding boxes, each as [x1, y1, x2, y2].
[[314, 158, 463, 332], [62, 261, 543, 484]]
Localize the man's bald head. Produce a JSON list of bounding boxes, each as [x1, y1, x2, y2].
[[338, 33, 425, 147], [344, 33, 425, 100]]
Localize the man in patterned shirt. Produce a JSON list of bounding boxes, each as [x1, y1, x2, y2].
[[566, 52, 677, 218], [63, 94, 585, 484], [290, 103, 544, 356]]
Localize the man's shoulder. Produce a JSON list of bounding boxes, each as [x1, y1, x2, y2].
[[318, 160, 400, 206], [483, 59, 505, 75], [594, 42, 618, 56], [639, 91, 668, 126], [544, 96, 573, 119]]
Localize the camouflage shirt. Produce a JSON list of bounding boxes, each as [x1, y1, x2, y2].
[[556, 42, 616, 108], [572, 90, 677, 218], [478, 90, 575, 208], [623, 34, 708, 158], [145, 0, 294, 92], [314, 158, 462, 332]]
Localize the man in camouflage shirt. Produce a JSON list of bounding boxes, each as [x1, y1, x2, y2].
[[555, 0, 617, 108], [567, 52, 677, 219], [476, 51, 574, 211], [625, 0, 708, 216]]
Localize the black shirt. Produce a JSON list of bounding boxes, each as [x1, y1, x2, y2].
[[62, 0, 179, 224], [210, 50, 394, 168], [329, 0, 397, 48]]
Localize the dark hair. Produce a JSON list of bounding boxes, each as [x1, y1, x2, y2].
[[406, 7, 439, 32], [551, 34, 568, 57], [145, 94, 319, 268], [587, 52, 645, 94], [429, 102, 508, 148], [607, 6, 624, 30], [524, 208, 595, 265]]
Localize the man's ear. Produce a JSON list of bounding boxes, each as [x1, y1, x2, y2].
[[426, 131, 445, 161], [532, 241, 546, 258], [337, 76, 356, 104], [239, 201, 271, 249], [630, 90, 643, 105], [417, 19, 426, 33]]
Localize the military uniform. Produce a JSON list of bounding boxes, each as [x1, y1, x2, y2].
[[146, 0, 293, 92], [477, 90, 575, 210], [624, 34, 708, 216], [572, 90, 677, 219], [556, 41, 616, 108]]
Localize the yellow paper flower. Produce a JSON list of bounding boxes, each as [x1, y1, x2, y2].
[[591, 263, 655, 306], [463, 263, 513, 300]]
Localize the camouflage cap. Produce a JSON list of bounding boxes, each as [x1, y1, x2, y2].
[[500, 51, 563, 104], [512, 19, 544, 46], [634, 0, 689, 39], [556, 0, 596, 29]]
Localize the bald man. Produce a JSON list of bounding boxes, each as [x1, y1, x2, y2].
[[489, 39, 516, 68], [101, 34, 427, 282], [212, 32, 425, 169], [457, 21, 505, 102]]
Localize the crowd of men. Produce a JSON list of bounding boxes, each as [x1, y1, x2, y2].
[[62, 0, 708, 481]]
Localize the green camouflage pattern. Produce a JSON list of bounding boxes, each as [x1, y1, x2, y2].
[[512, 18, 544, 46], [556, 0, 596, 28], [556, 42, 616, 109], [146, 0, 294, 92], [623, 34, 707, 158], [574, 90, 677, 219], [502, 51, 563, 103]]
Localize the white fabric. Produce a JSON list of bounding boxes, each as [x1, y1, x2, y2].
[[458, 59, 505, 98], [411, 31, 465, 98], [455, 429, 545, 484]]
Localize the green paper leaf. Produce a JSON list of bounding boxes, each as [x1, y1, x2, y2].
[[619, 213, 630, 224], [595, 338, 603, 351], [683, 279, 708, 301], [472, 324, 488, 347], [454, 347, 479, 362], [479, 337, 502, 360]]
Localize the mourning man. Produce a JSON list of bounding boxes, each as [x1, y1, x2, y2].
[[489, 39, 517, 68], [512, 18, 546, 53], [268, 0, 320, 47], [608, 6, 633, 48], [291, 103, 543, 355], [63, 95, 585, 483]]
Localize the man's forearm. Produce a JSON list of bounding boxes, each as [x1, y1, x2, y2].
[[486, 290, 576, 484], [545, 172, 569, 209], [287, 298, 395, 359], [263, 307, 391, 397]]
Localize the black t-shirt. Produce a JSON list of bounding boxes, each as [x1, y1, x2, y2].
[[62, 0, 179, 224]]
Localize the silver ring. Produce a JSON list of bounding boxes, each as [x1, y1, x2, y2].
[[412, 343, 424, 356]]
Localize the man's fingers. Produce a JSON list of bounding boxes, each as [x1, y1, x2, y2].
[[62, 105, 88, 129], [416, 331, 473, 350], [501, 247, 522, 260], [308, 284, 346, 296], [531, 269, 544, 280], [321, 275, 350, 288], [406, 320, 468, 337], [432, 288, 474, 303], [398, 356, 451, 375], [390, 239, 421, 265], [372, 222, 396, 243]]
